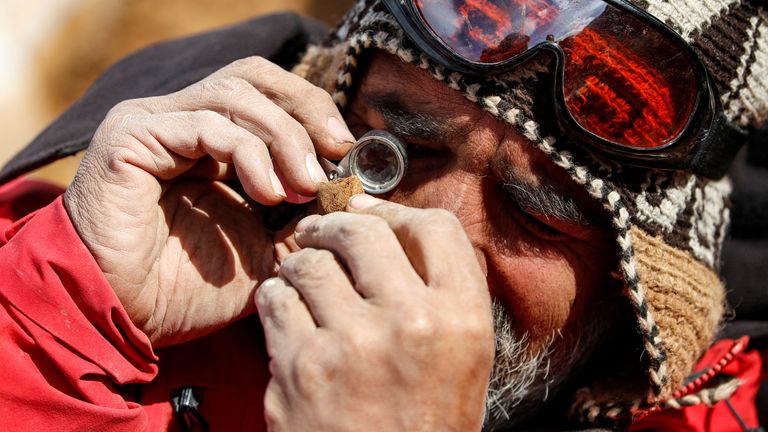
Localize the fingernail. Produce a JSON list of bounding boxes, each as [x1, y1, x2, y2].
[[306, 154, 329, 184], [269, 168, 287, 198], [274, 167, 314, 203], [348, 194, 381, 209], [261, 277, 279, 288], [327, 117, 356, 144], [284, 190, 315, 205], [295, 214, 321, 234]]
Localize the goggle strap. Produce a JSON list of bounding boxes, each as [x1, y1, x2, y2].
[[691, 111, 747, 179]]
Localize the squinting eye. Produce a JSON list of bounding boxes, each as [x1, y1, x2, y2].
[[501, 190, 566, 240]]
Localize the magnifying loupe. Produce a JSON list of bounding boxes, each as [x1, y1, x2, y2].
[[322, 129, 408, 194]]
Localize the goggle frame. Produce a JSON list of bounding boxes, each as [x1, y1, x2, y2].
[[380, 0, 746, 178]]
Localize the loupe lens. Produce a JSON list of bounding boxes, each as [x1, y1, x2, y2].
[[349, 130, 407, 194], [355, 142, 398, 184]]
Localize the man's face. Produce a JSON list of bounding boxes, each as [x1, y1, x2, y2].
[[343, 52, 619, 422]]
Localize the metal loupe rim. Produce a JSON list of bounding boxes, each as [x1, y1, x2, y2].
[[349, 131, 408, 194]]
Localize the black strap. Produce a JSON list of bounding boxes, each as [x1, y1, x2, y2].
[[0, 13, 328, 185], [692, 109, 749, 179]]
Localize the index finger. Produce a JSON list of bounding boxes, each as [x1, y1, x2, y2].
[[205, 56, 355, 160], [293, 212, 424, 299], [345, 195, 486, 292]]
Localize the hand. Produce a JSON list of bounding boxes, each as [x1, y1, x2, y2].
[[256, 195, 494, 431], [63, 56, 355, 347]]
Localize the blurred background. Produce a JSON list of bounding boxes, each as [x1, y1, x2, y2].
[[0, 0, 353, 186]]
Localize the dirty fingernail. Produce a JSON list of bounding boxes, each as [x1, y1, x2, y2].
[[306, 154, 329, 184], [348, 194, 381, 209], [295, 214, 321, 234], [269, 169, 287, 198], [327, 117, 356, 144]]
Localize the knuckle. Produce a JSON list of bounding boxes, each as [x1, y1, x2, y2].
[[91, 113, 159, 174], [101, 102, 143, 133], [94, 113, 125, 139], [112, 96, 157, 113], [104, 146, 136, 172], [109, 99, 137, 115], [299, 248, 336, 268], [201, 76, 251, 95], [245, 108, 293, 143], [304, 213, 391, 248], [293, 342, 338, 393], [340, 326, 382, 360], [307, 85, 334, 106], [353, 213, 390, 233], [398, 306, 438, 343], [225, 76, 252, 92], [336, 216, 387, 244], [112, 96, 161, 114], [92, 114, 144, 166], [280, 249, 336, 281], [193, 109, 225, 126], [270, 113, 302, 136], [257, 280, 298, 315], [265, 77, 325, 118], [232, 55, 272, 72]]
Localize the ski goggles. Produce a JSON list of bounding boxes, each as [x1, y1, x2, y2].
[[381, 0, 746, 178]]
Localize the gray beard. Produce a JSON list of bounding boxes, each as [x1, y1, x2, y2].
[[482, 301, 597, 430]]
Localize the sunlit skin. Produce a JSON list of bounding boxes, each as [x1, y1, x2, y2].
[[343, 52, 617, 349], [63, 48, 620, 430]]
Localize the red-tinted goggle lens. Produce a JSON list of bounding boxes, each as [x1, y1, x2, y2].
[[412, 0, 700, 149]]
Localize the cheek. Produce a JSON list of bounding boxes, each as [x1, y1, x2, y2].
[[484, 232, 613, 350], [387, 171, 603, 351], [387, 168, 487, 222], [485, 234, 613, 351], [486, 254, 578, 346]]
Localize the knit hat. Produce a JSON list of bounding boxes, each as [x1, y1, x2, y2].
[[292, 0, 768, 426]]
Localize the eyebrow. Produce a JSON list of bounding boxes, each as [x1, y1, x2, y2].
[[365, 92, 464, 142], [367, 91, 587, 226], [500, 169, 587, 225]]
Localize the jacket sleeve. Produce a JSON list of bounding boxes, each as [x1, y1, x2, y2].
[[0, 195, 159, 431]]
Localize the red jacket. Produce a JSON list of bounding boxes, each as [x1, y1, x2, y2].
[[0, 177, 764, 431], [0, 178, 270, 431]]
